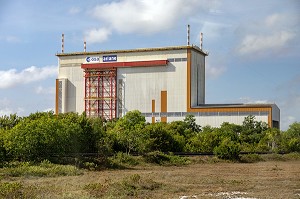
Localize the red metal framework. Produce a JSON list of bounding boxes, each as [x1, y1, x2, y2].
[[84, 69, 117, 120], [81, 59, 168, 120]]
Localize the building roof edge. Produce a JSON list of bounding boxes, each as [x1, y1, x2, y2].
[[56, 45, 208, 57]]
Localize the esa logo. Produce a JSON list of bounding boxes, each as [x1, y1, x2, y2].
[[86, 57, 99, 63]]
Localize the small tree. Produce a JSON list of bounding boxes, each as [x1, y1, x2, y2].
[[213, 138, 240, 160], [183, 114, 201, 133], [0, 129, 6, 162], [260, 128, 282, 152], [186, 128, 220, 153], [240, 115, 268, 144], [108, 110, 147, 154], [282, 122, 300, 152], [0, 114, 22, 130]]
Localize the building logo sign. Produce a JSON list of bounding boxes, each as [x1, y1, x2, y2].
[[85, 57, 100, 63], [103, 55, 117, 62]]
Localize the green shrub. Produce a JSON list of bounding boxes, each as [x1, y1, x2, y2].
[[262, 153, 287, 161], [143, 151, 190, 166], [84, 174, 162, 198], [39, 159, 53, 168], [0, 182, 23, 198], [213, 138, 241, 160], [284, 152, 300, 160], [83, 162, 98, 171], [84, 183, 108, 198], [3, 160, 83, 177], [107, 152, 140, 169], [0, 182, 48, 198], [240, 153, 264, 163]]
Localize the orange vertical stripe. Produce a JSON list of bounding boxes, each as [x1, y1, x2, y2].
[[161, 91, 167, 122], [152, 99, 155, 123], [268, 108, 272, 128], [55, 79, 59, 115]]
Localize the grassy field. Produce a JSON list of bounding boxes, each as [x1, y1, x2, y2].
[[0, 155, 300, 198]]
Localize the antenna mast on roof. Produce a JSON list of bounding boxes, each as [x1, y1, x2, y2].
[[187, 24, 190, 46], [61, 33, 64, 53], [200, 32, 203, 49]]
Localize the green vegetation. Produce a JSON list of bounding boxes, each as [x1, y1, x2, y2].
[[84, 174, 162, 198], [108, 152, 140, 168], [239, 153, 264, 163], [0, 110, 299, 166], [213, 138, 240, 160], [1, 160, 82, 177], [0, 110, 298, 199], [143, 151, 191, 166], [0, 182, 24, 198]]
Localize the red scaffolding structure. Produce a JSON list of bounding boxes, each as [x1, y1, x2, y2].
[[81, 60, 168, 120], [84, 69, 117, 120]]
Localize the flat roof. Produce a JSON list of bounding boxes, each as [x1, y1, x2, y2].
[[56, 45, 208, 57], [194, 103, 279, 109]]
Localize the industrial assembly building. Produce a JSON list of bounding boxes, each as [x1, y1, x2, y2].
[[55, 34, 280, 128]]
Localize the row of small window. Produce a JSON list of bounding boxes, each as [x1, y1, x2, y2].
[[167, 58, 187, 62], [142, 111, 269, 117]]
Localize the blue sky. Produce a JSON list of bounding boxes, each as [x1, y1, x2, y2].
[[0, 0, 299, 130]]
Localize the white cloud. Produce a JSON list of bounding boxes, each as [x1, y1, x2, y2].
[[264, 13, 299, 29], [0, 106, 24, 117], [84, 27, 112, 44], [86, 0, 220, 43], [0, 66, 57, 89], [265, 14, 282, 27], [91, 0, 175, 34], [0, 108, 13, 116], [236, 13, 298, 56], [238, 97, 271, 104], [237, 31, 295, 55], [35, 86, 55, 95]]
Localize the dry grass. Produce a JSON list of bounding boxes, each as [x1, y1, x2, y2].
[[1, 157, 300, 198]]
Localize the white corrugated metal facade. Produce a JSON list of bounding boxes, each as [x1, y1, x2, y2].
[[56, 45, 280, 128]]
